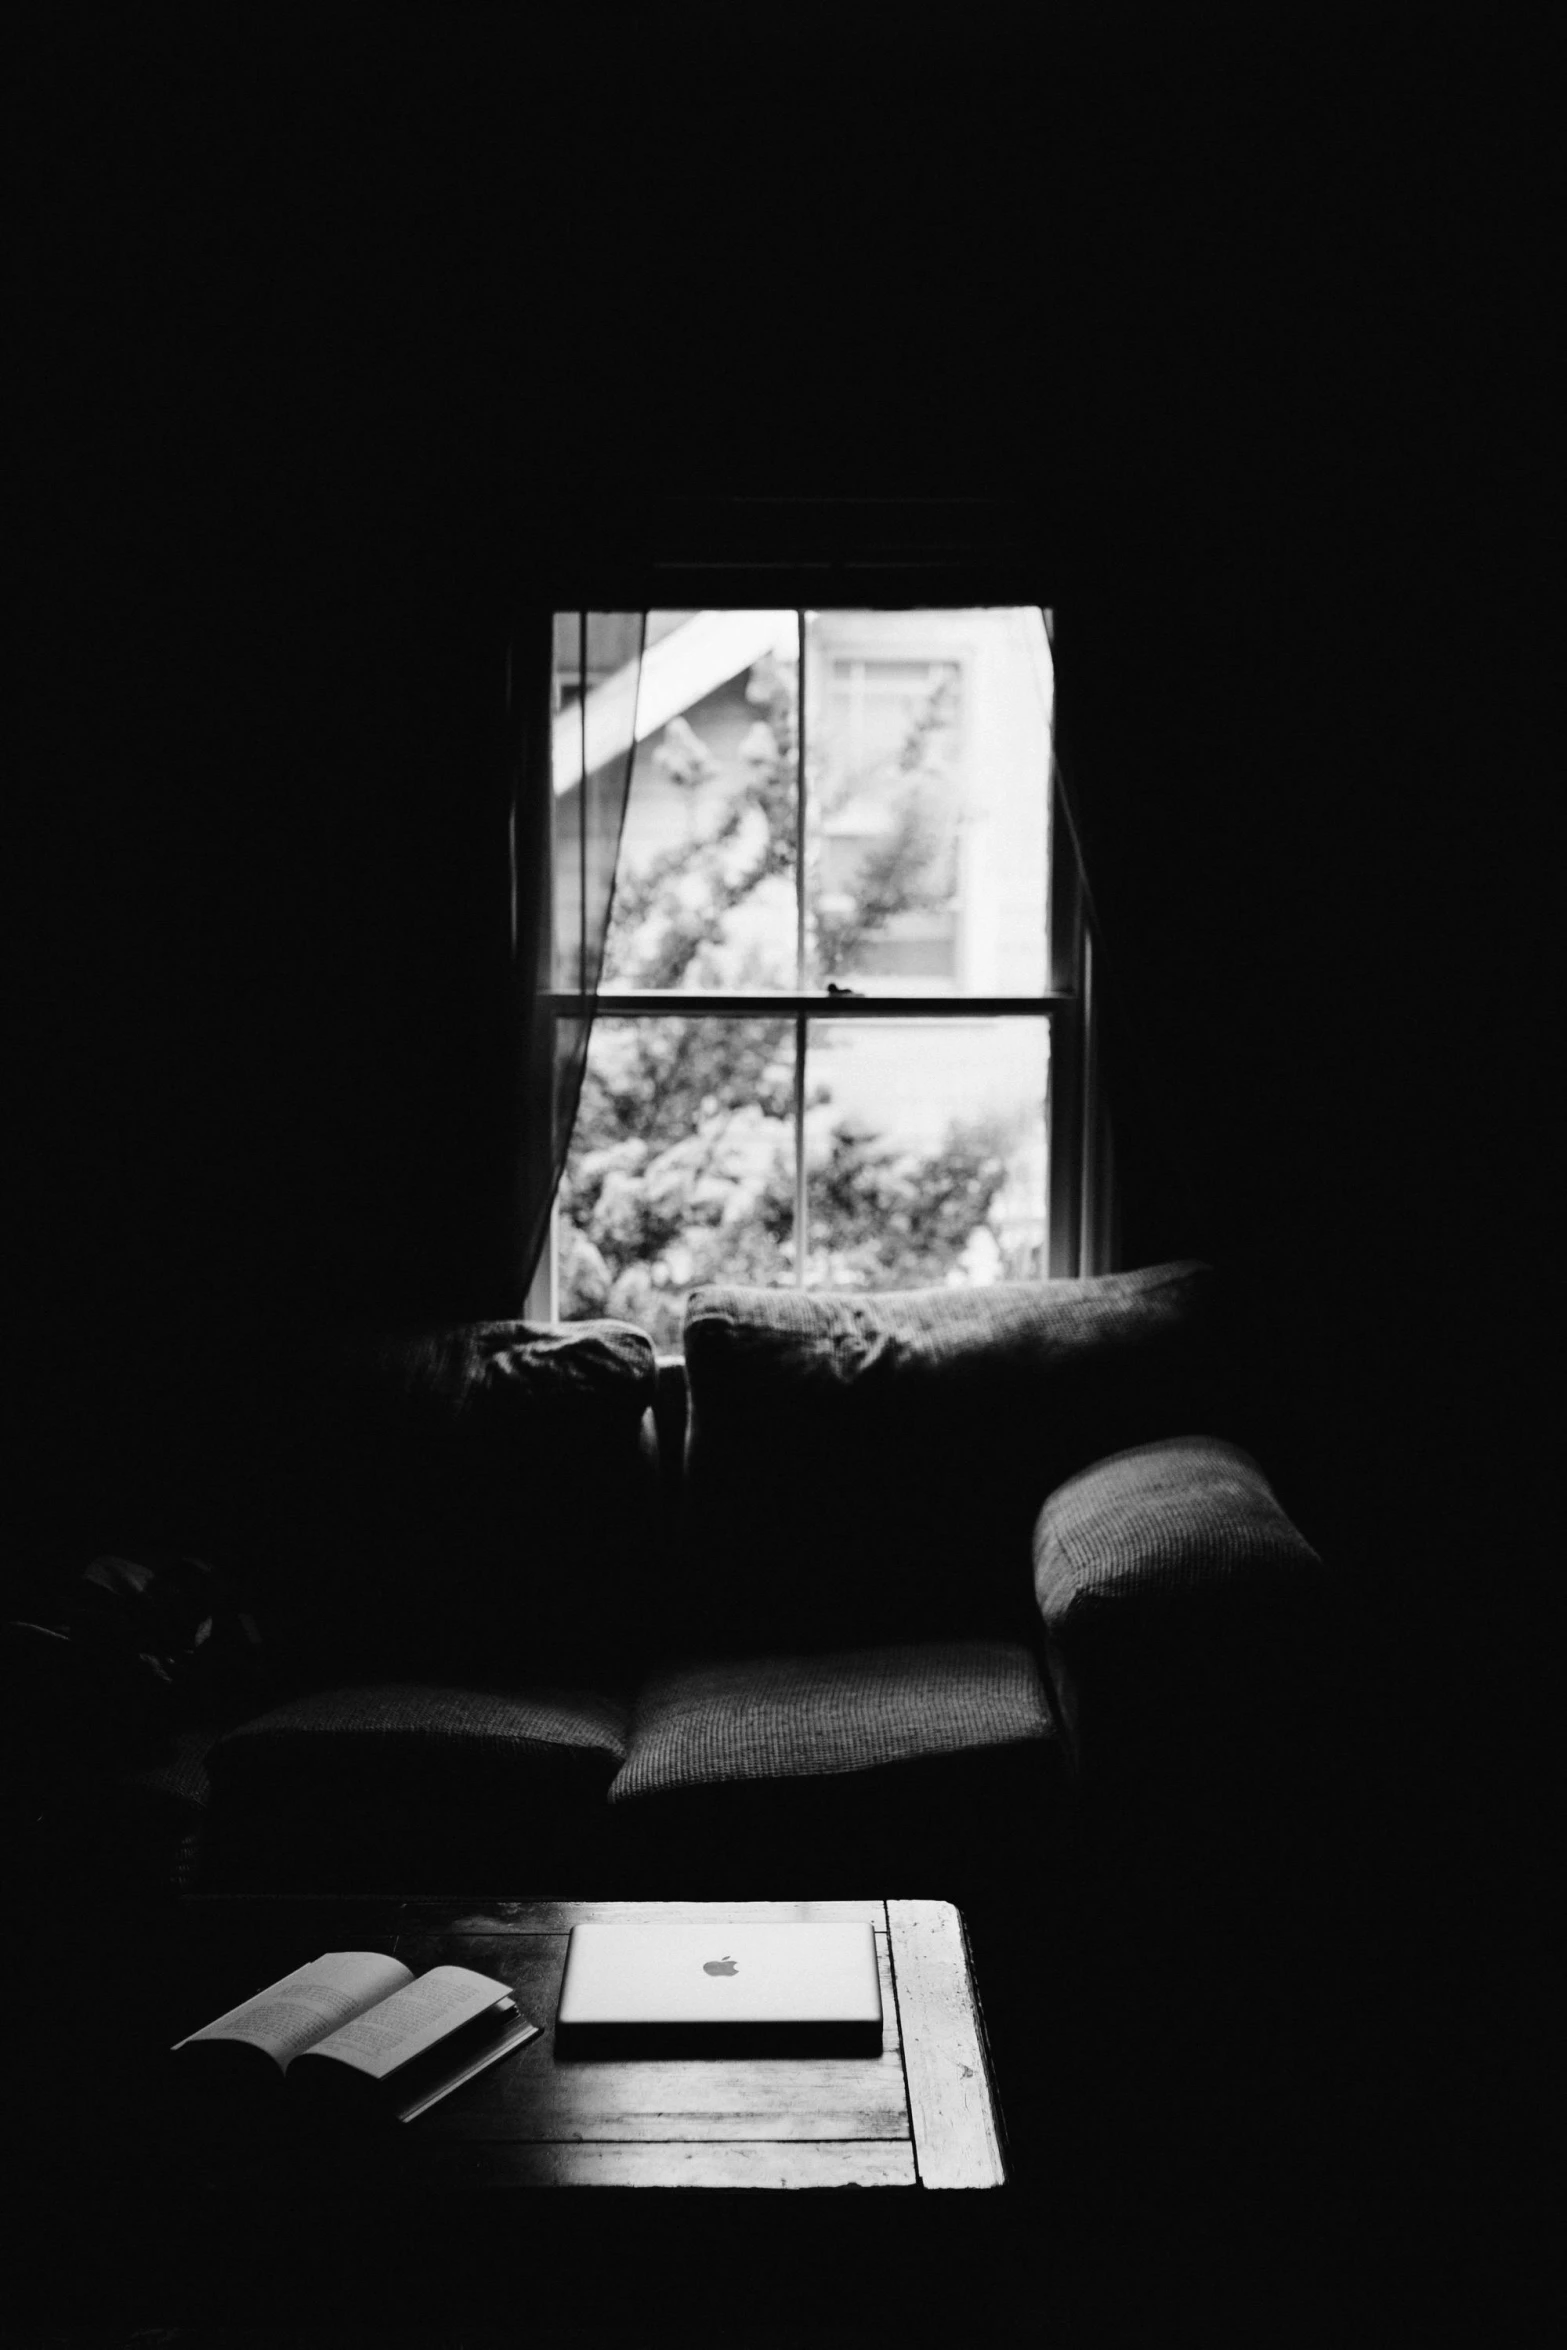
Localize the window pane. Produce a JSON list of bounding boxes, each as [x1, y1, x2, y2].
[[804, 1019, 1050, 1289], [558, 1015, 798, 1348], [550, 613, 647, 995], [600, 611, 801, 991], [803, 609, 1052, 996]]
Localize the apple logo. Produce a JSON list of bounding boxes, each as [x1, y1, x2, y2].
[[702, 1955, 738, 1976]]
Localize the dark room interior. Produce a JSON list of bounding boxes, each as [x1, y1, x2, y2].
[[10, 14, 1557, 2346]]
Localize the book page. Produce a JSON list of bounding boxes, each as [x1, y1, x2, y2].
[[171, 1951, 413, 2065], [300, 1964, 513, 2080]]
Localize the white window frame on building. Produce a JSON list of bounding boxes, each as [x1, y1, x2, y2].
[[812, 618, 969, 992]]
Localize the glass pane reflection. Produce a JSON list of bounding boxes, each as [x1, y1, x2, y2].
[[599, 612, 801, 991], [804, 1019, 1050, 1290], [804, 609, 1051, 997], [559, 1015, 798, 1349]]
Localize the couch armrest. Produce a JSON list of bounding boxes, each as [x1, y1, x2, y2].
[[1032, 1434, 1333, 1790]]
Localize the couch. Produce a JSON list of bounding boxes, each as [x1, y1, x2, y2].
[[177, 1259, 1326, 1926], [13, 1260, 1341, 2094], [5, 1253, 1356, 2180]]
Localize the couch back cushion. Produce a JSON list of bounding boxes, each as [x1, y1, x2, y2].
[[259, 1319, 658, 1691], [677, 1262, 1229, 1653]]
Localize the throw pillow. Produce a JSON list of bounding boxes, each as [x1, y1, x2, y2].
[[261, 1318, 659, 1689], [678, 1261, 1230, 1652]]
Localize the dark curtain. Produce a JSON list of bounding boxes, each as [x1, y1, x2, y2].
[[514, 611, 646, 1301], [1049, 574, 1393, 1518], [1048, 589, 1289, 1483], [1050, 594, 1213, 1279]]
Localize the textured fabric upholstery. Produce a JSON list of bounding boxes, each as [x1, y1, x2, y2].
[[679, 1262, 1229, 1651], [211, 1680, 629, 1794], [202, 1682, 630, 1892], [1032, 1434, 1328, 1778], [119, 1723, 218, 1817], [604, 1640, 1061, 1901], [100, 1725, 217, 1892], [1030, 1437, 1348, 2070], [257, 1318, 658, 1691], [610, 1638, 1055, 1801]]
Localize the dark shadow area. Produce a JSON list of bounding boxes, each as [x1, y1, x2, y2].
[[10, 16, 1556, 2347]]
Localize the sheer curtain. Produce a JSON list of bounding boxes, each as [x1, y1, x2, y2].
[[513, 611, 646, 1303]]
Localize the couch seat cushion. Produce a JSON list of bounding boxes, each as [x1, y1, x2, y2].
[[604, 1641, 1061, 1901], [212, 1681, 629, 1795], [108, 1725, 217, 1891], [610, 1639, 1054, 1801], [202, 1682, 630, 1892], [678, 1262, 1229, 1651]]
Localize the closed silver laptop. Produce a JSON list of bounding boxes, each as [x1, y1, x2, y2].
[[555, 1919, 884, 2057]]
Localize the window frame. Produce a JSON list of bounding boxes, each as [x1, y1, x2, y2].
[[524, 552, 1109, 1320]]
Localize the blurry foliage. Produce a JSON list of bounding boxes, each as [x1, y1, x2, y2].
[[559, 650, 1010, 1347]]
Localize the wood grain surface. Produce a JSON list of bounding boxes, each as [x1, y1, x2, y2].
[[162, 1895, 1006, 2192], [887, 1898, 1008, 2188], [431, 1896, 887, 1931], [421, 1928, 905, 2142], [415, 2137, 920, 2187]]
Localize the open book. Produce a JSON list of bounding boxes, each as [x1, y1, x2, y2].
[[171, 1951, 540, 2123]]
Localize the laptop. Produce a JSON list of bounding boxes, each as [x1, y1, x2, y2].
[[554, 1919, 884, 2058]]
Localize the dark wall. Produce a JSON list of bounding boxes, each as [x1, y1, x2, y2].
[[1035, 41, 1556, 1855], [14, 20, 1553, 1829]]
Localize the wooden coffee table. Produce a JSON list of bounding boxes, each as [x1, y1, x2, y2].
[[12, 1892, 1015, 2335], [167, 1893, 1007, 2193], [408, 1894, 1004, 2189]]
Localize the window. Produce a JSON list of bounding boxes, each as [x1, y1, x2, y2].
[[531, 602, 1104, 1346], [819, 647, 964, 984]]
